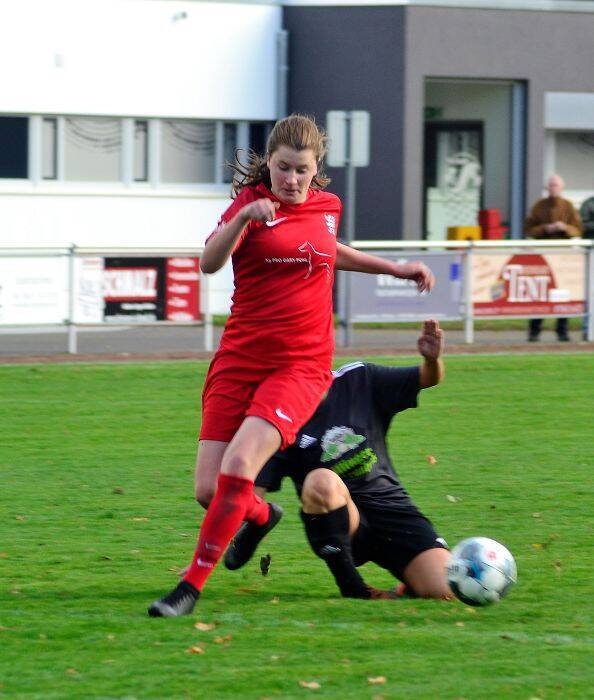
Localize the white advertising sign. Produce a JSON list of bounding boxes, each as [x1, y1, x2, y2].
[[0, 256, 68, 325], [73, 257, 104, 323]]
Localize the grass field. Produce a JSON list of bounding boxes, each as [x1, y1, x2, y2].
[[1, 353, 593, 699]]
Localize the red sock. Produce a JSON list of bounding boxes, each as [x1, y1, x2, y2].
[[183, 473, 263, 591], [245, 490, 270, 526]]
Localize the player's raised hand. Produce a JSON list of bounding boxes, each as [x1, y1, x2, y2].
[[417, 319, 444, 360]]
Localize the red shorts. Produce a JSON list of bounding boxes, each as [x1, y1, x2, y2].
[[199, 353, 332, 449]]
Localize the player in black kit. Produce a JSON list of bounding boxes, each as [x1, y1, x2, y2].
[[224, 319, 453, 600]]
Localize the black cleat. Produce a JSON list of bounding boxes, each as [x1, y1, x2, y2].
[[224, 503, 283, 571], [148, 580, 199, 617]]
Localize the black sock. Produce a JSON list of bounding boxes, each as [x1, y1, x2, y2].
[[300, 506, 369, 598]]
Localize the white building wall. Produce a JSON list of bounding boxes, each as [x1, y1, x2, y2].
[[0, 0, 280, 119], [0, 1, 281, 312]]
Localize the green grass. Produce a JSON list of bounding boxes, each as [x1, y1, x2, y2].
[[1, 354, 593, 699]]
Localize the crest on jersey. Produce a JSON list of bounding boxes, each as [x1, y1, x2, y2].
[[320, 426, 365, 463], [324, 213, 337, 236]]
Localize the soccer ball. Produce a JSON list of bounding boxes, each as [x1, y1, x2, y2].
[[446, 536, 517, 606]]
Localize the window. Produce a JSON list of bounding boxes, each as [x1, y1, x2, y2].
[[0, 116, 28, 178], [2, 113, 272, 186], [223, 123, 237, 183], [161, 120, 215, 183], [249, 122, 268, 155], [555, 132, 594, 192], [42, 117, 57, 180], [64, 117, 121, 181], [134, 120, 148, 182]]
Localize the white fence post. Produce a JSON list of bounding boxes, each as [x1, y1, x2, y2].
[[67, 245, 77, 354], [200, 268, 213, 352], [464, 245, 474, 344], [584, 245, 594, 343]]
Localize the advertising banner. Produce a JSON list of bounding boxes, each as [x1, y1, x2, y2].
[[165, 257, 200, 321], [472, 251, 586, 317], [348, 252, 464, 321], [73, 257, 104, 323], [103, 258, 164, 322], [0, 256, 68, 324]]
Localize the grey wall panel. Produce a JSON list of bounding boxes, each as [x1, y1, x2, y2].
[[404, 6, 594, 236], [283, 7, 407, 241], [284, 5, 594, 240]]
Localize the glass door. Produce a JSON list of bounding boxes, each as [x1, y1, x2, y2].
[[424, 121, 483, 240]]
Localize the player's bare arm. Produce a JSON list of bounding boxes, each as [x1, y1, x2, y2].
[[200, 198, 280, 273], [335, 243, 435, 292], [418, 319, 445, 389]]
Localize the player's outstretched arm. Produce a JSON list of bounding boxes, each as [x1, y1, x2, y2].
[[335, 243, 435, 293], [418, 319, 445, 389]]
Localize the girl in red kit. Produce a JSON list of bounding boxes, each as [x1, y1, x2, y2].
[[149, 114, 434, 616]]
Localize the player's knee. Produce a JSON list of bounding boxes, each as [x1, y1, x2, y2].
[[221, 450, 252, 478], [195, 482, 215, 508], [302, 469, 344, 511]]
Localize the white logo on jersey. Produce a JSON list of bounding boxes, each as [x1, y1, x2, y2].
[[297, 241, 332, 279], [324, 213, 337, 236], [299, 434, 318, 449], [275, 408, 293, 423], [265, 217, 289, 228]]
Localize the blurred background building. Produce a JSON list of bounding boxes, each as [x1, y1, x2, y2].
[[1, 0, 594, 315]]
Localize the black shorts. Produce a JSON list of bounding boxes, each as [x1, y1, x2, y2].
[[351, 504, 448, 581]]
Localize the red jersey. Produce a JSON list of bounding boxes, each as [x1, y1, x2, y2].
[[208, 183, 342, 368]]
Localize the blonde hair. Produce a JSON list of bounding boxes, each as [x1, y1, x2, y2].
[[228, 113, 331, 196]]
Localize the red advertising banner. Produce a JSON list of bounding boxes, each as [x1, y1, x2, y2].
[[165, 257, 200, 321], [472, 252, 585, 317], [104, 266, 158, 301]]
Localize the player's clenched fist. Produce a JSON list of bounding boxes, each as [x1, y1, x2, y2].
[[240, 198, 280, 224]]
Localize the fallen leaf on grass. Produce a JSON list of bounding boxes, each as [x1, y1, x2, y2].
[[65, 668, 78, 675], [446, 495, 459, 503], [553, 561, 562, 574], [194, 621, 216, 632], [260, 553, 271, 576], [426, 455, 437, 465], [100, 555, 112, 561], [298, 680, 321, 690], [367, 676, 387, 685], [186, 645, 205, 654], [112, 487, 125, 494], [270, 596, 280, 604], [455, 621, 465, 627], [131, 517, 149, 522], [15, 515, 27, 521], [214, 634, 232, 644]]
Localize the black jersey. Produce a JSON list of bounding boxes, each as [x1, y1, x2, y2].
[[255, 362, 421, 511]]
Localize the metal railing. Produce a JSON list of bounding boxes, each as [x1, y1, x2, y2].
[[0, 240, 592, 354]]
